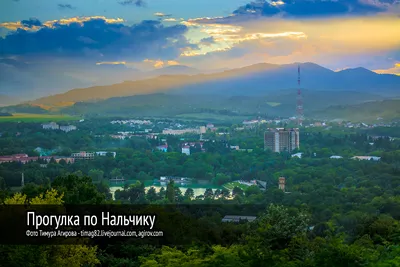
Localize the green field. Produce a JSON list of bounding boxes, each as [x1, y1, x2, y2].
[[0, 113, 80, 122], [266, 102, 281, 107], [223, 181, 250, 190]]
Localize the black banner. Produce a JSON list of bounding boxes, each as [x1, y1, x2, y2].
[[0, 205, 264, 245]]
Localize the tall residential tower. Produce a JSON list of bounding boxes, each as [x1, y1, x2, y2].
[[264, 128, 300, 153]]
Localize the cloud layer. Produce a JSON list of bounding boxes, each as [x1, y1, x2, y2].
[[0, 17, 193, 61], [232, 0, 396, 19]]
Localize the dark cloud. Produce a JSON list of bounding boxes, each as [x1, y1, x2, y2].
[[58, 4, 76, 9], [199, 36, 216, 46], [118, 0, 146, 7], [0, 18, 193, 61], [21, 18, 42, 28], [232, 0, 389, 18]]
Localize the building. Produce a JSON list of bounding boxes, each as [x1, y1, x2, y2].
[[71, 151, 95, 160], [0, 154, 38, 164], [352, 156, 381, 161], [42, 122, 59, 130], [42, 156, 75, 164], [206, 123, 214, 129], [60, 125, 77, 132], [199, 126, 206, 134], [222, 215, 257, 223], [264, 128, 300, 153], [156, 145, 168, 152], [96, 151, 117, 158], [162, 128, 200, 135], [243, 120, 259, 125], [279, 177, 286, 192], [182, 146, 191, 155], [291, 152, 303, 158], [330, 155, 343, 159]]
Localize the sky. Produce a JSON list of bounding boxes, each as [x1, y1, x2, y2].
[[0, 0, 399, 98]]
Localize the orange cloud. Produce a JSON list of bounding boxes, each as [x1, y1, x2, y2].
[[374, 63, 400, 76], [143, 59, 180, 68], [96, 61, 126, 65]]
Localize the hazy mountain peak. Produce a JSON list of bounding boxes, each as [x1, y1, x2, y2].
[[338, 67, 373, 74]]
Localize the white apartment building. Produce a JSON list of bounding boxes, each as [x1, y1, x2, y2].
[[96, 151, 117, 158], [60, 125, 77, 132], [42, 122, 59, 130]]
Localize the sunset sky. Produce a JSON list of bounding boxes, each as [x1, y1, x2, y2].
[[0, 0, 399, 97]]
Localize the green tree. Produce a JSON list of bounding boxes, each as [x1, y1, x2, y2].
[[166, 180, 175, 203], [88, 169, 104, 182], [146, 187, 158, 202], [1, 189, 100, 267], [184, 188, 194, 200]]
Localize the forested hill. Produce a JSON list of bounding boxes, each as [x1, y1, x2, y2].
[[318, 99, 400, 122], [46, 91, 386, 118]]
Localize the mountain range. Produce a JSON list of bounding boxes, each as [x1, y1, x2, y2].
[[1, 62, 399, 122], [24, 62, 399, 106]]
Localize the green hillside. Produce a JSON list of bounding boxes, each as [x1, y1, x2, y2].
[[318, 99, 400, 122], [59, 91, 385, 118]]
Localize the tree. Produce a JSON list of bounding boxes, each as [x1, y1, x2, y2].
[[166, 180, 175, 203], [110, 168, 122, 178], [247, 204, 310, 250], [158, 187, 166, 199], [221, 188, 230, 199], [88, 169, 104, 182], [52, 174, 105, 204], [204, 188, 214, 199], [174, 187, 183, 202], [1, 189, 100, 266], [184, 188, 195, 200], [146, 187, 158, 202], [232, 186, 244, 197], [245, 185, 261, 198], [128, 182, 146, 204]]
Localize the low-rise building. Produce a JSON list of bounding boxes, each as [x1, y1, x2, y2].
[[162, 128, 200, 135], [182, 146, 190, 155], [156, 145, 168, 152], [42, 122, 59, 130], [42, 156, 75, 164], [291, 152, 303, 158], [71, 151, 95, 160], [243, 120, 258, 125], [96, 151, 117, 158], [206, 123, 214, 128], [60, 125, 77, 132], [222, 215, 257, 223], [352, 156, 381, 161], [0, 154, 38, 164], [330, 155, 343, 159]]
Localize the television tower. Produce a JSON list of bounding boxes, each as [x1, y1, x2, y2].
[[296, 65, 304, 126]]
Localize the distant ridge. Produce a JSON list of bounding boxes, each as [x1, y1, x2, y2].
[[27, 62, 400, 106]]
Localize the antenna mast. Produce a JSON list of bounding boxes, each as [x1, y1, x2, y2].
[[296, 65, 304, 126]]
